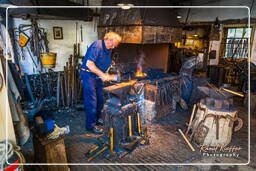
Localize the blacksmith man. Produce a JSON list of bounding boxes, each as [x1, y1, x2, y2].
[[80, 32, 122, 134]]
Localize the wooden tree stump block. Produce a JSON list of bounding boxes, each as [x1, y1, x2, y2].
[[33, 131, 70, 171]]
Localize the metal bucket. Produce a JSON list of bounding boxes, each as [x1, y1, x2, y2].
[[40, 53, 57, 68]]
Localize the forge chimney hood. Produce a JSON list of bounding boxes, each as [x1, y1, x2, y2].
[[98, 0, 182, 44]]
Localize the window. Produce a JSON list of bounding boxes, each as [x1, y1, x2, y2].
[[224, 27, 251, 58]]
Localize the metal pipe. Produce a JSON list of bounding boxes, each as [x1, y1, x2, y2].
[[222, 88, 244, 97], [109, 127, 114, 152], [88, 145, 99, 154], [87, 146, 108, 161], [128, 115, 133, 137], [137, 112, 141, 134]]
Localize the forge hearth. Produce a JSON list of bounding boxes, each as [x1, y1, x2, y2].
[[104, 70, 186, 124], [102, 68, 187, 153], [136, 75, 186, 124]]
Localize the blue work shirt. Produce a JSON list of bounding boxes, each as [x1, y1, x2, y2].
[[81, 40, 112, 73]]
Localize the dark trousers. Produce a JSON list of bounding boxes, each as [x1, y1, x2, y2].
[[81, 72, 104, 130]]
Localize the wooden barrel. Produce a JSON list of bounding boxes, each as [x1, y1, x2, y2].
[[190, 97, 238, 147], [40, 53, 57, 68]]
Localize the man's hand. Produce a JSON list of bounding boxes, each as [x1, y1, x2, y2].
[[108, 74, 118, 81], [86, 60, 118, 82], [100, 73, 117, 82], [100, 73, 110, 82]]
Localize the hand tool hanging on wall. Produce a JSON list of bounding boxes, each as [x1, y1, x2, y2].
[[26, 46, 37, 69], [41, 31, 49, 53], [30, 19, 41, 68], [15, 19, 49, 72], [76, 22, 78, 44], [24, 73, 35, 104], [18, 32, 29, 47], [80, 25, 83, 42]]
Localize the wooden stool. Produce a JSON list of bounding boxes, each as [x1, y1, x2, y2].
[[33, 130, 70, 171]]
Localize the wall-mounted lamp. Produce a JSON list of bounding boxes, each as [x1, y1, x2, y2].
[[177, 15, 182, 19], [117, 3, 134, 10]]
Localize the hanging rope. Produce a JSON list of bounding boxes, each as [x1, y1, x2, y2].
[[0, 141, 25, 171]]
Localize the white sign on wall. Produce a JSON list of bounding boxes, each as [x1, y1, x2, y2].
[[208, 26, 223, 66], [209, 40, 221, 65]]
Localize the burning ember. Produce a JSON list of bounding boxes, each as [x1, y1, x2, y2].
[[135, 71, 147, 77]]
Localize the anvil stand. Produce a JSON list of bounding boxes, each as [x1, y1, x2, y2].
[[85, 81, 149, 161]]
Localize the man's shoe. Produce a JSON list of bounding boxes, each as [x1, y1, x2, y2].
[[96, 119, 104, 126], [86, 127, 103, 135], [96, 121, 103, 126]]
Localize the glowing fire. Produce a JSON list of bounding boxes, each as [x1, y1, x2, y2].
[[135, 51, 147, 77], [135, 70, 147, 77]]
